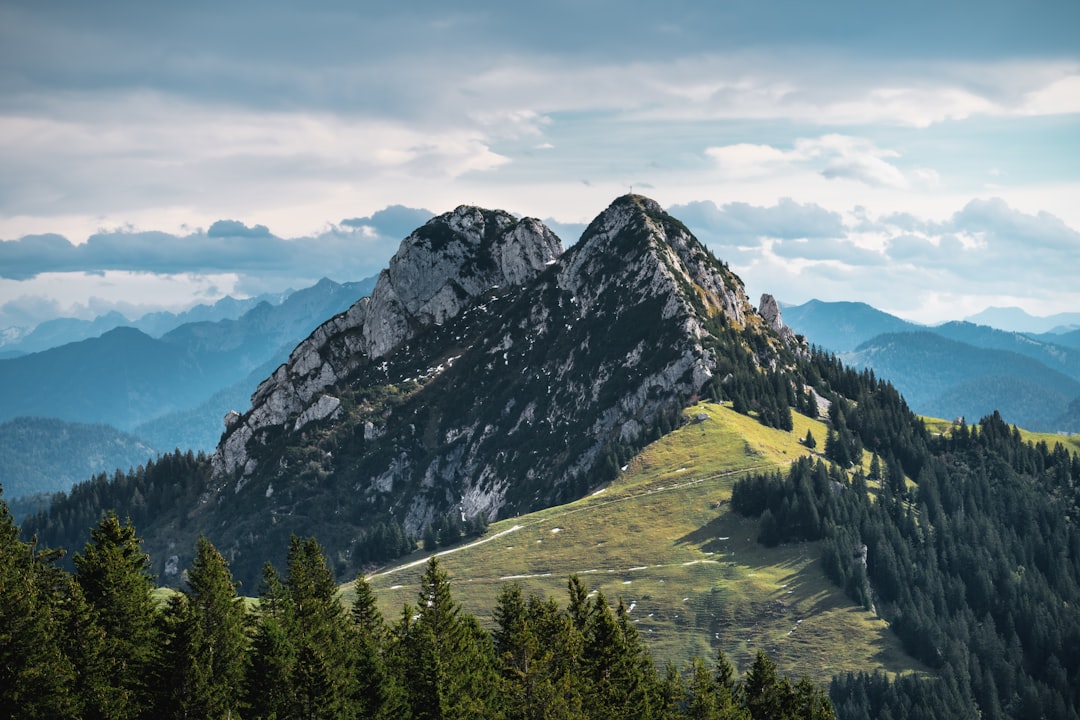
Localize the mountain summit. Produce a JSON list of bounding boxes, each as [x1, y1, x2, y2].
[[33, 196, 801, 585]]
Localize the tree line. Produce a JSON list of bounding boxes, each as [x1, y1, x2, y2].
[[2, 498, 834, 719]]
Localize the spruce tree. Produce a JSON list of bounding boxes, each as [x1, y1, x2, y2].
[[0, 491, 77, 719], [352, 573, 408, 719], [402, 556, 497, 720], [73, 511, 159, 720], [284, 535, 357, 719], [157, 536, 246, 719]]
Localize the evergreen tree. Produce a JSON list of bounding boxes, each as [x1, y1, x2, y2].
[[284, 535, 357, 719], [0, 490, 77, 719], [157, 536, 247, 719], [352, 573, 408, 719], [402, 556, 498, 720], [74, 511, 159, 720], [742, 650, 792, 720]]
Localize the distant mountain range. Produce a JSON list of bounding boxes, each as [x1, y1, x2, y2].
[[0, 290, 292, 357], [783, 300, 1080, 432], [964, 306, 1080, 334], [0, 276, 376, 500]]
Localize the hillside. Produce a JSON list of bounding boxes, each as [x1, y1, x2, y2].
[[783, 301, 1080, 433], [21, 196, 1080, 719], [0, 416, 157, 499], [845, 331, 1080, 432], [782, 300, 920, 352], [353, 400, 921, 681], [25, 195, 800, 590]]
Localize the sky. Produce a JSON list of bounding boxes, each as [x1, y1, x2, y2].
[[1, 0, 1079, 330]]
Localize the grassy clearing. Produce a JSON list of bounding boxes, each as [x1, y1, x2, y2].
[[349, 402, 925, 682]]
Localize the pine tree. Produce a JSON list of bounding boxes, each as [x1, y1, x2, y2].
[[74, 511, 159, 720], [284, 535, 357, 719], [0, 491, 77, 719], [352, 573, 408, 719], [157, 536, 247, 719], [580, 592, 658, 720], [741, 650, 793, 720], [403, 557, 501, 719]]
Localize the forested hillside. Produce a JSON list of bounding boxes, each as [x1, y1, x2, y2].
[[732, 353, 1080, 719], [1, 498, 835, 719]]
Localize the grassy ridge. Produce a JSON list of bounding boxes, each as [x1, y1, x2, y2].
[[351, 402, 924, 681]]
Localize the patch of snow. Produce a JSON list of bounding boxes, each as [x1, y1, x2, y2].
[[551, 527, 562, 533], [591, 488, 607, 496]]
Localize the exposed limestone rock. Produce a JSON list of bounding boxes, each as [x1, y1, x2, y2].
[[294, 395, 342, 431], [189, 194, 806, 589], [210, 206, 562, 481], [760, 292, 796, 345], [760, 293, 783, 331]]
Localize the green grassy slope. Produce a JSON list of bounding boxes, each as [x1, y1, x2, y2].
[[349, 402, 925, 681]]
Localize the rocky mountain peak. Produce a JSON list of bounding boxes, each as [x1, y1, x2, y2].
[[190, 195, 802, 586], [210, 207, 562, 480]]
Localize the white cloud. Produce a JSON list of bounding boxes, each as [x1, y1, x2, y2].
[[706, 135, 915, 190]]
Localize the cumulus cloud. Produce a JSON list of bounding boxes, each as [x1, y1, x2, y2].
[[668, 196, 1080, 322], [0, 205, 435, 282], [706, 135, 918, 189], [671, 198, 845, 242]]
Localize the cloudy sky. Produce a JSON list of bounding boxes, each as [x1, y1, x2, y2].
[[2, 0, 1078, 329]]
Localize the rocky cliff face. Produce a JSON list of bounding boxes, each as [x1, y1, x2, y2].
[[181, 195, 797, 586], [211, 207, 562, 481]]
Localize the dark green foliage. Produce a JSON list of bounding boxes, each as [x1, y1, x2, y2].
[[4, 484, 837, 720], [22, 448, 210, 576], [395, 557, 500, 720], [0, 487, 78, 719], [733, 348, 1080, 720], [157, 536, 246, 719], [74, 511, 160, 720]]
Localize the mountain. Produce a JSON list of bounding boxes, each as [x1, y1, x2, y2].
[[844, 331, 1080, 432], [131, 354, 291, 453], [781, 299, 919, 352], [931, 320, 1080, 381], [1033, 327, 1080, 349], [0, 276, 376, 433], [964, 305, 1080, 334], [783, 301, 1080, 432], [26, 195, 799, 587], [0, 291, 290, 356], [20, 196, 1080, 719], [0, 326, 216, 429], [0, 416, 157, 500]]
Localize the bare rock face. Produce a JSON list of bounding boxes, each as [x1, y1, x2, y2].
[[760, 292, 796, 346], [210, 206, 563, 481], [760, 293, 783, 332]]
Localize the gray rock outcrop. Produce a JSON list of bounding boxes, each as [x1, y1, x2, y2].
[[211, 206, 563, 480]]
